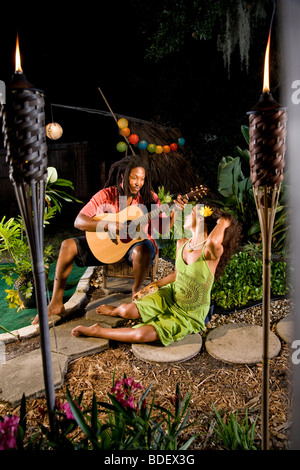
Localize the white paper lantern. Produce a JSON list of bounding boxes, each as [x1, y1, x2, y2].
[[46, 122, 63, 140]]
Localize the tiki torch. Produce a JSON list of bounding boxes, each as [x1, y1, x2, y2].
[[2, 36, 56, 430], [247, 28, 287, 449]]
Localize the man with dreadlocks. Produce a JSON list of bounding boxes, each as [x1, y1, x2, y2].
[[32, 154, 185, 323]]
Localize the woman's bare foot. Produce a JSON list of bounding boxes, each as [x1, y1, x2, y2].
[[31, 304, 66, 324], [71, 323, 102, 337], [96, 304, 118, 316]]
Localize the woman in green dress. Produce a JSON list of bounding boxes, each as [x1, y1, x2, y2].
[[71, 205, 241, 345]]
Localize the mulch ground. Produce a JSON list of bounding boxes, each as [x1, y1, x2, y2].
[[0, 262, 293, 450]]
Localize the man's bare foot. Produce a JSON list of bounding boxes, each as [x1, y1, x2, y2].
[[96, 304, 118, 316], [71, 323, 102, 337], [31, 304, 66, 324]]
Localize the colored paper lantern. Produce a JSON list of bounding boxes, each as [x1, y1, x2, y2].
[[170, 143, 178, 151], [129, 133, 139, 144], [177, 137, 185, 146], [46, 122, 63, 140], [138, 140, 148, 149], [116, 141, 128, 152], [163, 145, 170, 153], [119, 127, 130, 137], [147, 143, 156, 153], [155, 145, 163, 154], [117, 118, 128, 129]]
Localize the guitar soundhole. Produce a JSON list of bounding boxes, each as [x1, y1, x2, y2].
[[117, 221, 143, 244]]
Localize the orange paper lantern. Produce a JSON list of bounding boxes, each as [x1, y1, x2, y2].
[[119, 127, 130, 137]]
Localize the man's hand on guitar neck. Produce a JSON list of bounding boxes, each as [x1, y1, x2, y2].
[[169, 194, 188, 228]]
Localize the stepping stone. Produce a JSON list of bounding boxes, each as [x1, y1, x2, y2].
[[132, 334, 202, 363], [0, 349, 69, 406], [205, 323, 281, 365], [85, 293, 132, 327], [276, 315, 293, 343], [50, 318, 109, 361]]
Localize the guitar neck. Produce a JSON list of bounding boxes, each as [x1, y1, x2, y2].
[[134, 190, 193, 226]]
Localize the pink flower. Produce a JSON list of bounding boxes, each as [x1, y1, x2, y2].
[[0, 415, 19, 450], [63, 403, 75, 421], [111, 377, 143, 411], [57, 401, 81, 420], [124, 396, 135, 410]]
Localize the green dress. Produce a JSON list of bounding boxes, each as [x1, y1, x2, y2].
[[133, 242, 214, 346]]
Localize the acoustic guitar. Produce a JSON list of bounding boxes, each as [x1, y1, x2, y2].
[[85, 186, 209, 264]]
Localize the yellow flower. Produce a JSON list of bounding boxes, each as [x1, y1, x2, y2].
[[198, 206, 213, 217]]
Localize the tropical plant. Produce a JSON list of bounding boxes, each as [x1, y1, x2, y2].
[[0, 216, 54, 309], [0, 167, 82, 309], [1, 375, 199, 450], [215, 125, 290, 255], [212, 403, 258, 450], [156, 185, 193, 260], [211, 251, 291, 311], [45, 166, 82, 214]]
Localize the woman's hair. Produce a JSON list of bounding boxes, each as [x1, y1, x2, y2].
[[205, 207, 242, 279], [104, 154, 155, 210]]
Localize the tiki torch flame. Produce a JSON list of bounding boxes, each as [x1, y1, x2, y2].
[[15, 35, 23, 73], [263, 32, 271, 93]]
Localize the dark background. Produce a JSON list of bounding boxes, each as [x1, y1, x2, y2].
[[0, 1, 283, 225]]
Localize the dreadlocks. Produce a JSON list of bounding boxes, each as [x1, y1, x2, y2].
[[104, 154, 155, 210]]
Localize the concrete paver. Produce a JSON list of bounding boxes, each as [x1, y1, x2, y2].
[[132, 333, 202, 363], [276, 315, 293, 344], [205, 323, 281, 365], [0, 349, 69, 406], [50, 318, 109, 361], [86, 293, 132, 327], [0, 273, 284, 405]]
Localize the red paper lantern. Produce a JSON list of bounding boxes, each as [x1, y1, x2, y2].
[[129, 134, 139, 144], [170, 143, 178, 151]]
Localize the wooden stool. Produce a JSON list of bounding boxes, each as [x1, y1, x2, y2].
[[102, 252, 159, 289]]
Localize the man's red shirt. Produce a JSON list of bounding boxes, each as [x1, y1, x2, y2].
[[80, 186, 164, 253]]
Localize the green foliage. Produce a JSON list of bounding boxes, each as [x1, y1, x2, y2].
[[4, 375, 199, 451], [157, 186, 193, 260], [212, 251, 291, 310], [141, 0, 265, 67], [45, 167, 82, 213], [215, 125, 290, 256], [212, 403, 258, 450], [216, 126, 257, 238], [0, 167, 81, 309], [0, 215, 54, 309]]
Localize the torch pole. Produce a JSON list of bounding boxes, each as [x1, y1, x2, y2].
[[248, 90, 287, 450], [3, 75, 56, 435], [252, 185, 281, 450]]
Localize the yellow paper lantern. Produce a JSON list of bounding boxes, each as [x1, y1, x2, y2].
[[155, 145, 163, 154], [46, 122, 63, 140], [117, 118, 128, 129]]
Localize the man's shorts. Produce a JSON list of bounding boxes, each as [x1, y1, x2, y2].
[[73, 236, 157, 268]]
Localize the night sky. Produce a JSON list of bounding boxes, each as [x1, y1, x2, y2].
[[1, 4, 151, 127], [0, 2, 278, 195]]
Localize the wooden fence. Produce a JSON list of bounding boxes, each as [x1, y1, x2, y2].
[[0, 141, 107, 220]]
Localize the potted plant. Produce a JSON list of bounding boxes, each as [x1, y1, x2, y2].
[[0, 215, 54, 310]]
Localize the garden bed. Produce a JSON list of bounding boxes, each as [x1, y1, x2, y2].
[[0, 296, 292, 450]]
